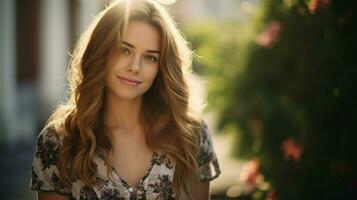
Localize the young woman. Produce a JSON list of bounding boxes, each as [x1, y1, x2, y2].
[[30, 0, 221, 199]]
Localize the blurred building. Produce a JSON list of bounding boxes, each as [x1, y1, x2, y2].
[[0, 0, 105, 198], [0, 0, 104, 146]]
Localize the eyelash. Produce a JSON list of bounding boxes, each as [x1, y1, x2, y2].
[[120, 47, 131, 55], [145, 55, 158, 62], [120, 47, 158, 62]]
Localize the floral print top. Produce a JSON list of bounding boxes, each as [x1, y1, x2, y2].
[[29, 123, 221, 199]]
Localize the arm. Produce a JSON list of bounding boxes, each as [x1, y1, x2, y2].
[[195, 122, 221, 200], [195, 180, 210, 200], [38, 192, 71, 200]]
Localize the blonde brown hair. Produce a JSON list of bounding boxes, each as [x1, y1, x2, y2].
[[46, 0, 204, 199]]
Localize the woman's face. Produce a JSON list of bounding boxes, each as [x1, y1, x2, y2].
[[104, 19, 161, 101]]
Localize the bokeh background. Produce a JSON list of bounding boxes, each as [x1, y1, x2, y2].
[[0, 0, 356, 199]]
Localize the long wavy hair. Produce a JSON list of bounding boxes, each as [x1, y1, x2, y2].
[[46, 0, 204, 199]]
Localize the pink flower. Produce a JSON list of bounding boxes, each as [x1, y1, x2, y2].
[[266, 190, 278, 200], [239, 159, 260, 192], [309, 0, 331, 14], [256, 21, 282, 48], [281, 137, 303, 162]]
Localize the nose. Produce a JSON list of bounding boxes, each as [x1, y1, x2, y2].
[[126, 54, 141, 73]]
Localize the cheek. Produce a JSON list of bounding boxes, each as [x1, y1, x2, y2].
[[106, 54, 128, 71], [117, 57, 131, 67]]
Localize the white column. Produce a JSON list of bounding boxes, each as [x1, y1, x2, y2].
[[76, 0, 102, 38], [38, 0, 70, 120], [0, 0, 19, 144]]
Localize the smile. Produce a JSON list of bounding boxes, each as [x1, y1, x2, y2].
[[116, 75, 142, 86]]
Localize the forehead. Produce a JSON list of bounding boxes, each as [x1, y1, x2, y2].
[[122, 19, 161, 50]]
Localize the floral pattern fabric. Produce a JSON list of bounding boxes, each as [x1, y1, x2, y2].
[[29, 123, 221, 199]]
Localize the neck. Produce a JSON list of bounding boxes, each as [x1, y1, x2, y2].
[[103, 92, 143, 132]]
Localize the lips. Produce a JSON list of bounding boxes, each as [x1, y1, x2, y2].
[[116, 75, 142, 86]]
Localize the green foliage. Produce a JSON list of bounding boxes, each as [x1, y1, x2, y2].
[[184, 21, 255, 118], [186, 0, 356, 199]]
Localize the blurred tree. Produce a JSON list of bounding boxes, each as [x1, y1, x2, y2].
[[186, 0, 356, 199]]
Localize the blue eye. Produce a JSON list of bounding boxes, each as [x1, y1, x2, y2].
[[145, 55, 158, 62]]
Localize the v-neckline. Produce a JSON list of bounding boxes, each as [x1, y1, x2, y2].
[[96, 149, 158, 190]]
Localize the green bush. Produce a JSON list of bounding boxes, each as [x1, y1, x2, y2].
[[185, 0, 356, 199]]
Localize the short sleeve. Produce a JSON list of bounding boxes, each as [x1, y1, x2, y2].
[[29, 128, 72, 196], [197, 122, 221, 182]]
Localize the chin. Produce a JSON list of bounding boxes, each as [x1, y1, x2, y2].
[[115, 91, 144, 101], [105, 84, 152, 101]]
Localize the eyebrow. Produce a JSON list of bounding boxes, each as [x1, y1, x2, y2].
[[122, 41, 161, 54]]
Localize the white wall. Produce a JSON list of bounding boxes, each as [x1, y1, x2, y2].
[[0, 0, 18, 144]]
